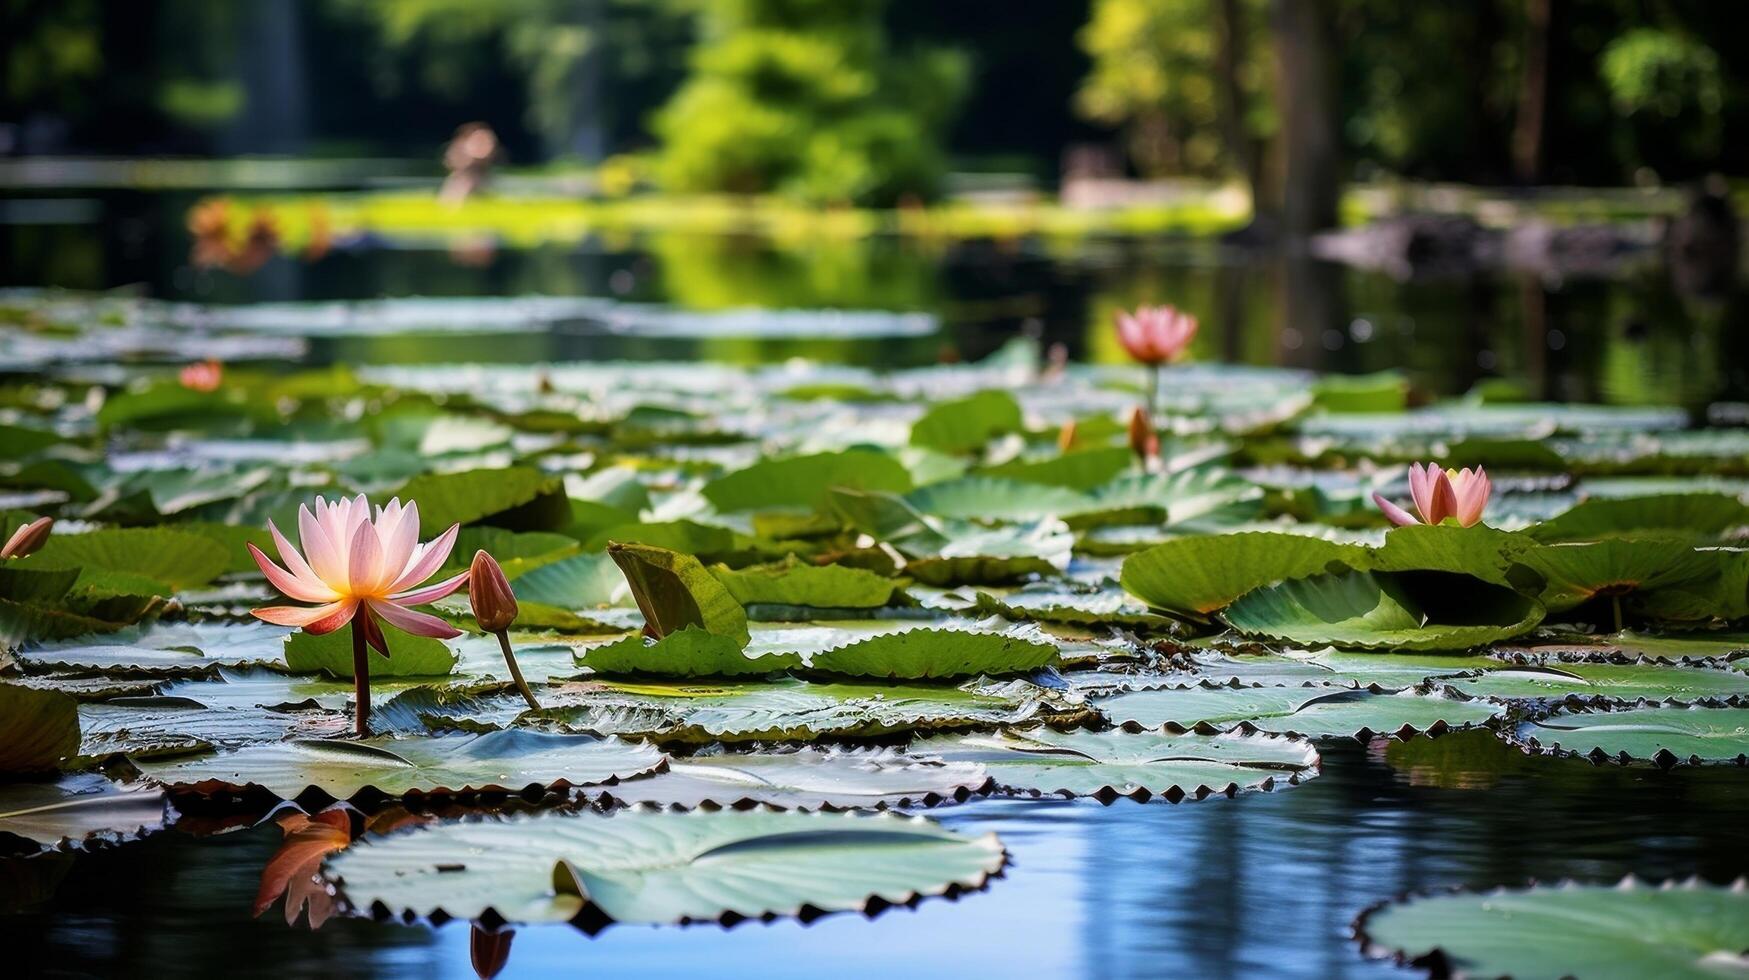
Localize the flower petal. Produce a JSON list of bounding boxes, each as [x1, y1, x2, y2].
[[1372, 492, 1421, 527], [388, 523, 460, 593], [1407, 463, 1434, 523], [1456, 468, 1491, 527], [1428, 469, 1459, 525], [378, 500, 421, 580], [348, 518, 387, 595], [299, 503, 348, 592], [251, 599, 356, 633], [389, 569, 468, 606], [248, 543, 336, 603], [267, 519, 327, 594], [369, 598, 463, 639]]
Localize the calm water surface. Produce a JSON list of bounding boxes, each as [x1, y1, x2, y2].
[[7, 738, 1748, 979]]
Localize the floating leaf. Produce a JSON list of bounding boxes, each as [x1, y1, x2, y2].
[[578, 627, 800, 678], [327, 809, 1005, 926], [1530, 493, 1749, 543], [1223, 571, 1544, 651], [1369, 523, 1530, 586], [701, 450, 912, 513], [1510, 539, 1729, 615], [913, 728, 1318, 800], [391, 467, 568, 530], [508, 552, 628, 610], [1095, 687, 1503, 739], [1450, 661, 1749, 704], [977, 447, 1134, 491], [0, 684, 80, 774], [905, 477, 1092, 524], [1514, 705, 1749, 765], [1357, 878, 1749, 980], [1120, 532, 1369, 616], [599, 746, 990, 810], [531, 677, 1077, 744], [283, 627, 458, 678], [804, 624, 1059, 680], [136, 729, 666, 799], [18, 621, 290, 676], [710, 559, 898, 610], [1066, 468, 1265, 530], [972, 582, 1167, 627], [607, 542, 749, 644], [0, 773, 166, 853], [19, 528, 227, 591], [910, 390, 1022, 453]]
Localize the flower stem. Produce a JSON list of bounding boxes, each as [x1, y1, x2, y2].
[[350, 621, 371, 737], [496, 630, 541, 711], [1148, 364, 1161, 416], [1612, 594, 1624, 634]]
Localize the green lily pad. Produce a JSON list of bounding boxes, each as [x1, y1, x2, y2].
[[508, 552, 629, 610], [80, 697, 345, 757], [803, 624, 1060, 680], [327, 809, 1006, 926], [283, 627, 459, 678], [1065, 468, 1265, 530], [1369, 523, 1530, 586], [1450, 661, 1749, 703], [910, 389, 1022, 453], [578, 627, 800, 678], [1094, 686, 1504, 739], [530, 677, 1078, 744], [1120, 532, 1370, 616], [977, 447, 1134, 491], [701, 449, 912, 513], [710, 559, 898, 610], [135, 729, 667, 799], [19, 528, 228, 591], [912, 728, 1318, 800], [972, 582, 1168, 627], [1530, 493, 1749, 543], [905, 477, 1092, 524], [18, 621, 292, 676], [0, 684, 80, 774], [1223, 571, 1544, 652], [1514, 704, 1749, 765], [0, 773, 166, 853], [1357, 878, 1749, 980], [606, 542, 749, 644], [391, 466, 568, 530], [597, 746, 991, 810], [1180, 650, 1495, 692], [1510, 539, 1730, 615]]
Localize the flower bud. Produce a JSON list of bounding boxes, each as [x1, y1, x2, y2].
[[468, 550, 518, 633], [0, 516, 53, 559], [1127, 407, 1158, 463], [1056, 419, 1078, 453]]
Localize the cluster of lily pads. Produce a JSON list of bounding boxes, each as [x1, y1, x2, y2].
[[3, 291, 1748, 976]]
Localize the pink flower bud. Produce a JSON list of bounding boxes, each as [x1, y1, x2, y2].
[[0, 516, 53, 559], [468, 550, 519, 633]]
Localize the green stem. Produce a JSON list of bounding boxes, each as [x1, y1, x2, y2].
[[1612, 594, 1623, 634], [496, 630, 541, 711], [1148, 363, 1161, 417], [351, 620, 371, 737]]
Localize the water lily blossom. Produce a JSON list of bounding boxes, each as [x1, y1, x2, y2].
[[179, 359, 223, 392], [0, 516, 53, 559], [1372, 462, 1492, 527], [248, 495, 466, 645], [1116, 305, 1198, 366]]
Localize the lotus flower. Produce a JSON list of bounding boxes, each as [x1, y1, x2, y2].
[[1116, 305, 1199, 365], [1, 516, 52, 559], [179, 359, 223, 392], [248, 495, 467, 651], [1372, 463, 1492, 527]]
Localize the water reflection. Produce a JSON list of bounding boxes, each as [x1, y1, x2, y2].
[[4, 193, 1746, 406], [6, 739, 1744, 978]]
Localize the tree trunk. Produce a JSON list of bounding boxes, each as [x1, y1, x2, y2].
[[1512, 0, 1552, 183], [1269, 0, 1341, 238], [1213, 0, 1270, 223]]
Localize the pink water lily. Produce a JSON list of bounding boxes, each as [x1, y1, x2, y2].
[[248, 495, 467, 653], [1116, 305, 1199, 365], [1372, 462, 1492, 527]]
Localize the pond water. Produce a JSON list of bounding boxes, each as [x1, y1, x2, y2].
[[7, 736, 1746, 979], [5, 190, 1749, 979]]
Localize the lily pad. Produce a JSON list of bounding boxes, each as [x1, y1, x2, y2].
[[905, 477, 1092, 524], [1513, 704, 1749, 765], [599, 746, 991, 810], [135, 729, 666, 799], [327, 808, 1005, 926], [910, 390, 1022, 453], [283, 627, 459, 678], [19, 621, 291, 676], [804, 624, 1060, 680], [710, 559, 898, 610], [391, 467, 568, 530], [1449, 661, 1749, 704], [18, 528, 228, 591], [530, 677, 1078, 744], [1095, 686, 1504, 739], [0, 773, 166, 853], [972, 582, 1168, 627], [1223, 570, 1544, 651], [1510, 539, 1731, 615], [701, 450, 912, 513], [1530, 493, 1749, 543], [579, 628, 801, 678], [913, 727, 1318, 800], [0, 684, 80, 774], [607, 542, 749, 645], [1357, 877, 1749, 980], [1120, 532, 1370, 616]]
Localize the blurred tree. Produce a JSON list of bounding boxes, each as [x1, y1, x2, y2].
[[1271, 0, 1340, 236], [1599, 26, 1723, 175], [651, 0, 967, 203], [1074, 0, 1275, 194]]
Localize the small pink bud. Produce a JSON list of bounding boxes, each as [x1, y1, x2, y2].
[[468, 550, 519, 633], [0, 516, 53, 559], [1127, 407, 1159, 463]]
